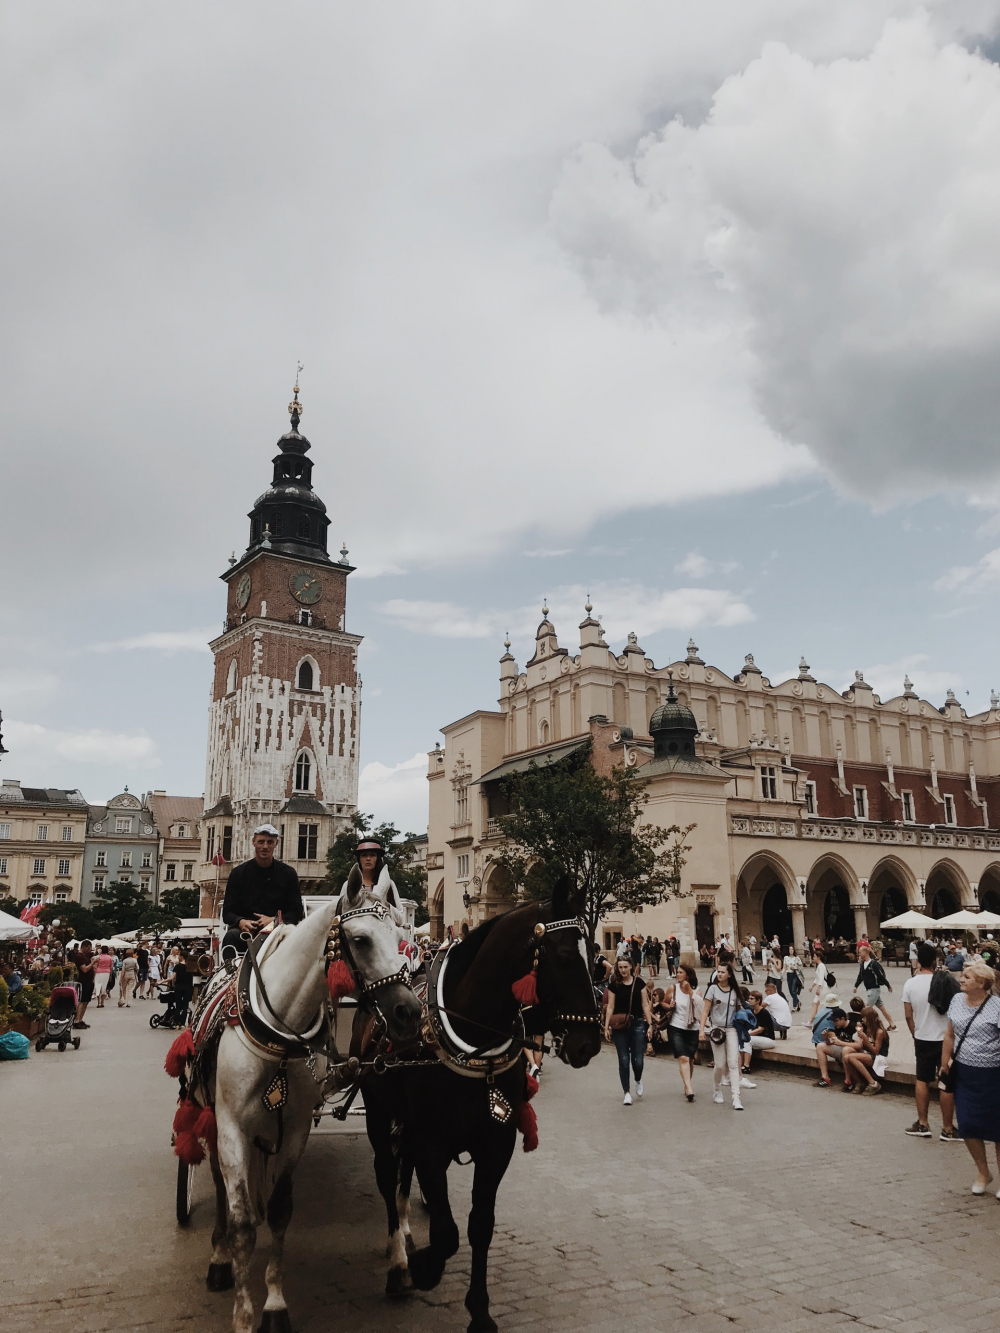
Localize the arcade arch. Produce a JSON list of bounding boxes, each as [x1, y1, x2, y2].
[[481, 861, 516, 919], [926, 860, 971, 918], [867, 856, 916, 937], [735, 852, 796, 951], [978, 864, 1000, 915], [806, 854, 860, 943]]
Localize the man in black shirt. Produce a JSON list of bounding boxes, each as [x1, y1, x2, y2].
[[221, 824, 303, 956]]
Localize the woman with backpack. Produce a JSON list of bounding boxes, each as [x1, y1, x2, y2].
[[603, 955, 652, 1106]]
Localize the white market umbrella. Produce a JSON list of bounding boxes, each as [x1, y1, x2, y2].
[[935, 909, 1000, 929], [0, 910, 34, 941], [880, 910, 934, 929], [414, 921, 430, 937]]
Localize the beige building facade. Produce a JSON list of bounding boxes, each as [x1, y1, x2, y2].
[[427, 605, 1000, 960], [0, 779, 88, 906]]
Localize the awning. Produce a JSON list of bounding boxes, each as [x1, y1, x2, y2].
[[0, 910, 34, 941], [477, 738, 590, 786], [880, 910, 935, 929], [934, 909, 1000, 929]]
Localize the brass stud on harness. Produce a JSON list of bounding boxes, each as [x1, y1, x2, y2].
[[533, 923, 546, 938]]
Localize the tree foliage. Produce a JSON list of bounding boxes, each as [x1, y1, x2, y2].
[[326, 812, 428, 924], [37, 901, 104, 942], [87, 879, 182, 934], [159, 886, 200, 920], [495, 742, 694, 942]]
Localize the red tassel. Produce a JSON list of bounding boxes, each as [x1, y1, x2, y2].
[[516, 1100, 538, 1153], [511, 970, 538, 1006], [525, 1073, 539, 1101], [173, 1098, 200, 1136], [327, 959, 356, 999], [194, 1106, 218, 1154], [164, 1028, 194, 1077], [174, 1130, 206, 1165]]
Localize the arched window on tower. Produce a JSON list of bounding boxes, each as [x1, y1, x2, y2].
[[297, 515, 310, 539], [295, 752, 312, 791], [226, 660, 238, 694], [297, 660, 314, 690]]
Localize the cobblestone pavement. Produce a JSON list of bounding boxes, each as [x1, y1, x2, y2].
[[3, 997, 999, 1333]]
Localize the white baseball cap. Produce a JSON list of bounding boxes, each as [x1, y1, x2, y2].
[[253, 823, 280, 837]]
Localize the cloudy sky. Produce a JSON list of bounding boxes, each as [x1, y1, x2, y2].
[[6, 2, 1000, 833]]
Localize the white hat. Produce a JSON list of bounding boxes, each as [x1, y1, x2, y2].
[[822, 990, 840, 1006], [253, 823, 280, 837]]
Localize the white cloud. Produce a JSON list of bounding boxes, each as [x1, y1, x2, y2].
[[934, 548, 1000, 593], [523, 549, 573, 559], [674, 552, 738, 579], [4, 720, 159, 769], [380, 580, 753, 655], [0, 670, 61, 700], [552, 14, 1000, 505], [358, 752, 428, 836], [856, 654, 961, 703], [85, 628, 216, 653]]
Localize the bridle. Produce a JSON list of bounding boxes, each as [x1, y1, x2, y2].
[[531, 915, 603, 1041], [328, 899, 412, 1000]]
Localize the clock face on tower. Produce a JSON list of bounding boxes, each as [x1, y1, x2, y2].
[[235, 573, 252, 609], [289, 569, 323, 604]]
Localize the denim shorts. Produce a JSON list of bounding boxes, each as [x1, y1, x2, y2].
[[866, 987, 882, 1006]]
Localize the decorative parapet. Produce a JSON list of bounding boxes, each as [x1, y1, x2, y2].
[[732, 817, 1000, 850]]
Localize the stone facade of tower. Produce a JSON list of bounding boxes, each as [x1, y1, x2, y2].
[[198, 388, 361, 911]]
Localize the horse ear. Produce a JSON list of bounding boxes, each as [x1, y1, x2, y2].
[[551, 871, 573, 919], [372, 865, 392, 901], [345, 864, 364, 904]]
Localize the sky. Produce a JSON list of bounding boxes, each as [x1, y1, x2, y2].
[[6, 2, 1000, 835]]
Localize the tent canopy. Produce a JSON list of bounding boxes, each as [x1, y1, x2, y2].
[[880, 910, 935, 929], [934, 909, 1000, 929], [0, 910, 34, 941]]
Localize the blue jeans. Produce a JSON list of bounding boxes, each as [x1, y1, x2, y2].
[[612, 1021, 646, 1093], [787, 972, 803, 1010]]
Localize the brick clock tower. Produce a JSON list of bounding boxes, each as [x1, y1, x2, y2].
[[199, 380, 361, 910]]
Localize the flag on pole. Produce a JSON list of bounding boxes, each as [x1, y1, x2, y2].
[[211, 853, 227, 866]]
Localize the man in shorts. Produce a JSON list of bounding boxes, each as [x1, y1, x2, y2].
[[854, 943, 894, 1030], [902, 942, 960, 1141]]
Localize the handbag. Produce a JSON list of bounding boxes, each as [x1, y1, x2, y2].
[[607, 978, 638, 1031], [708, 987, 734, 1044], [940, 998, 989, 1093]]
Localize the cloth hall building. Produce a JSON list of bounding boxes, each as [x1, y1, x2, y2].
[[426, 605, 1000, 960]]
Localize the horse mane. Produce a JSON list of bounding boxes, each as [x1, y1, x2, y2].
[[446, 899, 542, 991]]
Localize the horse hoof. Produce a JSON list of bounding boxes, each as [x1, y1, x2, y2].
[[385, 1265, 413, 1298], [258, 1309, 293, 1333], [407, 1247, 444, 1291], [404, 1233, 415, 1256], [206, 1262, 234, 1291]]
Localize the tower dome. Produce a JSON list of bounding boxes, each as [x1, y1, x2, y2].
[[649, 675, 699, 759], [244, 378, 332, 563]]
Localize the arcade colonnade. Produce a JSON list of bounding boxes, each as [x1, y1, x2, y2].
[[736, 847, 1000, 951]]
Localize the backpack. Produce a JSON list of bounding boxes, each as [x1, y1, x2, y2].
[[928, 968, 960, 1015]]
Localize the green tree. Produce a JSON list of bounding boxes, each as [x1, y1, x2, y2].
[[159, 886, 200, 919], [325, 812, 428, 925], [0, 895, 21, 919], [91, 880, 154, 935], [495, 741, 694, 943], [37, 901, 104, 942]]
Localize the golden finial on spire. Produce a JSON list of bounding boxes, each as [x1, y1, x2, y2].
[[288, 362, 304, 425]]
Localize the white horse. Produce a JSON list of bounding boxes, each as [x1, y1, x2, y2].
[[200, 870, 422, 1333]]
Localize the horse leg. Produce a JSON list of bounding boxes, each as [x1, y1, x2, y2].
[[206, 1150, 235, 1292], [368, 1107, 410, 1297], [223, 1169, 259, 1333], [406, 1152, 459, 1292], [398, 1151, 415, 1255], [259, 1170, 293, 1333], [464, 1135, 515, 1333]]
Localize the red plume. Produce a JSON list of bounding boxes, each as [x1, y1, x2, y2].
[[173, 1098, 200, 1136], [327, 959, 356, 999], [164, 1028, 194, 1077], [194, 1106, 218, 1154], [511, 970, 538, 1006], [525, 1073, 539, 1101], [516, 1100, 538, 1153], [174, 1131, 206, 1165]]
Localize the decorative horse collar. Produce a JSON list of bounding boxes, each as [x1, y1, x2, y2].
[[422, 942, 522, 1080], [234, 932, 328, 1062]]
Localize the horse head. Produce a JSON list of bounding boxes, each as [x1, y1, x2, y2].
[[533, 874, 602, 1069], [335, 866, 421, 1047]]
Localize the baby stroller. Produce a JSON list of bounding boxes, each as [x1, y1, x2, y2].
[[150, 982, 190, 1030], [36, 984, 81, 1052]]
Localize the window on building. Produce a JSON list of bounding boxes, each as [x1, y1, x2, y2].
[[457, 854, 470, 880], [54, 890, 68, 903], [0, 858, 7, 875], [297, 823, 318, 860], [295, 752, 312, 791], [222, 825, 233, 861], [182, 862, 193, 881], [165, 863, 177, 881], [120, 851, 132, 868], [141, 851, 152, 868], [0, 824, 9, 840], [943, 793, 957, 826], [95, 850, 107, 867], [206, 826, 216, 861], [37, 825, 49, 841], [227, 659, 238, 694], [28, 891, 43, 906], [760, 767, 777, 800], [61, 825, 73, 841], [119, 874, 132, 885], [298, 514, 311, 538], [853, 786, 869, 820], [141, 876, 151, 894], [455, 784, 469, 826], [93, 875, 105, 893], [803, 781, 817, 816], [57, 858, 71, 876], [902, 791, 914, 822], [115, 817, 131, 834], [299, 609, 312, 626], [177, 824, 188, 838], [297, 660, 314, 690], [32, 858, 46, 875]]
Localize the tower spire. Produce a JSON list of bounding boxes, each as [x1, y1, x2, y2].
[[288, 362, 304, 430]]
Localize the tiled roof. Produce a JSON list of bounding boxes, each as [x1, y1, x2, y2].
[[146, 793, 203, 835]]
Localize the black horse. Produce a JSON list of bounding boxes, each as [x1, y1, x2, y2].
[[359, 888, 601, 1333]]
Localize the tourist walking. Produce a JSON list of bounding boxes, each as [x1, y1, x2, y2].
[[766, 949, 786, 996], [940, 959, 1000, 1195], [93, 946, 113, 1009], [666, 964, 702, 1102], [602, 956, 652, 1106], [784, 944, 804, 1011], [740, 939, 754, 984], [118, 949, 138, 1007], [902, 942, 959, 1141], [74, 943, 95, 1029], [699, 961, 746, 1110], [855, 943, 895, 1030], [807, 954, 830, 1025]]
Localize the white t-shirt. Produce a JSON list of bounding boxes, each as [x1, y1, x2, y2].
[[908, 941, 918, 961], [902, 971, 948, 1042], [668, 986, 703, 1029], [811, 960, 828, 993], [703, 983, 740, 1028], [764, 992, 793, 1027], [740, 946, 753, 967]]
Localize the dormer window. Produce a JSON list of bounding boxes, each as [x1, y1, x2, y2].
[[760, 767, 777, 800], [295, 752, 312, 791]]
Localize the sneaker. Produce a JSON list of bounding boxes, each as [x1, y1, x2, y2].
[[720, 1077, 730, 1087], [635, 1081, 643, 1098], [940, 1128, 964, 1142], [905, 1122, 932, 1137], [813, 1078, 831, 1088], [713, 1091, 724, 1104], [623, 1092, 632, 1106], [862, 1082, 882, 1096], [732, 1097, 744, 1110], [739, 1077, 756, 1089]]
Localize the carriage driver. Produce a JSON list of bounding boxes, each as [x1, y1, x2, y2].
[[221, 823, 303, 957]]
